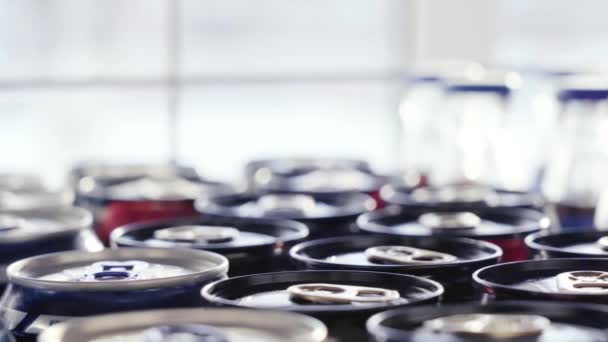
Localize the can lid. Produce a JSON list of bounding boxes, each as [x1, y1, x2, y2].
[[289, 235, 502, 271], [7, 248, 228, 291], [38, 308, 327, 342], [246, 158, 385, 194], [71, 162, 199, 184], [103, 177, 204, 201], [196, 192, 375, 221], [525, 231, 608, 258], [111, 216, 308, 252], [0, 207, 92, 244], [367, 301, 608, 341], [382, 184, 543, 211], [423, 313, 550, 339], [0, 173, 44, 192], [358, 207, 547, 239], [201, 270, 443, 314], [0, 189, 74, 211]]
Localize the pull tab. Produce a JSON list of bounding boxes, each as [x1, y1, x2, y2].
[[418, 212, 481, 232], [287, 283, 400, 304], [413, 184, 493, 203], [82, 260, 149, 282], [556, 271, 608, 294], [257, 194, 316, 215], [365, 246, 457, 265], [597, 236, 608, 250], [423, 314, 550, 339], [143, 324, 228, 342], [154, 225, 240, 243], [0, 214, 21, 232]]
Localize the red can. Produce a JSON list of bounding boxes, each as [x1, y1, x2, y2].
[[79, 177, 231, 243]]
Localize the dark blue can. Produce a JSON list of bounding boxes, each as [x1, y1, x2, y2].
[[0, 248, 228, 340], [0, 207, 102, 294]]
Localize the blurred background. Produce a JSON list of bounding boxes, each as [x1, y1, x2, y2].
[[4, 0, 605, 183]]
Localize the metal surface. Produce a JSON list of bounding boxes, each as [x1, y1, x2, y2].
[[153, 225, 240, 243], [365, 245, 457, 265], [37, 308, 328, 342], [556, 271, 608, 294], [287, 283, 400, 304], [422, 313, 550, 339], [417, 212, 481, 231]]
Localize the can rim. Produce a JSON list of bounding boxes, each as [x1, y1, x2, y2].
[[366, 300, 608, 341], [357, 206, 547, 239], [110, 216, 309, 250], [525, 231, 608, 257], [37, 308, 328, 342], [6, 247, 228, 291], [195, 191, 377, 221], [473, 258, 608, 297], [0, 206, 93, 244], [289, 234, 503, 269], [201, 270, 444, 313]]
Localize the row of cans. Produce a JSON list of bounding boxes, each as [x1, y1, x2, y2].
[[1, 159, 608, 340]]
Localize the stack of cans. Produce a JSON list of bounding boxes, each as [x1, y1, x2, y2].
[[8, 64, 608, 340], [0, 155, 592, 342]]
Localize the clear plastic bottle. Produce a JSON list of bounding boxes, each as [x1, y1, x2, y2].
[[398, 62, 484, 187], [429, 72, 518, 188], [543, 77, 608, 230]]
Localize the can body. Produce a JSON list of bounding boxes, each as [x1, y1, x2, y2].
[[0, 248, 228, 340]]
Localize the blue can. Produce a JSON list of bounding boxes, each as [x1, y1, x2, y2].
[[0, 207, 101, 294], [0, 248, 228, 340]]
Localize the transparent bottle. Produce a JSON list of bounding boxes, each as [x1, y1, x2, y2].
[[429, 72, 516, 188], [543, 78, 608, 230], [398, 61, 484, 187]]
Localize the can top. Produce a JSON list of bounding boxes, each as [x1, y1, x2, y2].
[[473, 258, 608, 298], [0, 188, 74, 211], [71, 162, 200, 185], [245, 158, 386, 194], [358, 207, 548, 239], [525, 231, 608, 258], [0, 207, 92, 244], [381, 184, 543, 211], [0, 173, 44, 192], [111, 216, 308, 252], [290, 235, 501, 271], [196, 192, 376, 221], [6, 248, 228, 291], [366, 301, 608, 342], [87, 176, 227, 202], [38, 308, 327, 342], [201, 270, 443, 315]]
